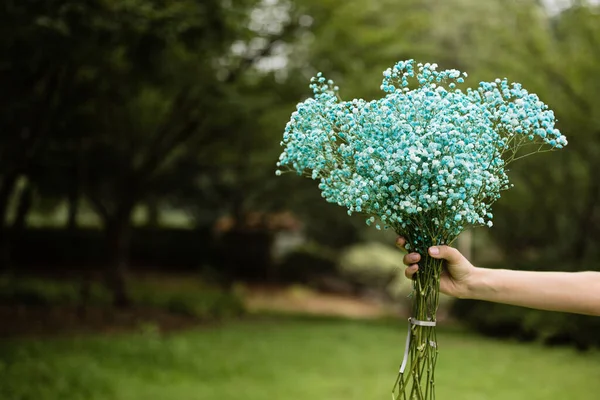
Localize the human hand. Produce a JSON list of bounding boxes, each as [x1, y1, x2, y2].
[[395, 236, 478, 299]]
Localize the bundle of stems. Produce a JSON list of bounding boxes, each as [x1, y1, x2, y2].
[[393, 255, 444, 400]]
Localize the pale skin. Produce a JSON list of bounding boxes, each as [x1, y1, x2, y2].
[[396, 237, 600, 317]]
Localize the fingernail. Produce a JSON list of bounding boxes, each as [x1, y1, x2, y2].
[[429, 246, 439, 255]]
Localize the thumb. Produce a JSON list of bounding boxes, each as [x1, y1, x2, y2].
[[428, 245, 463, 263]]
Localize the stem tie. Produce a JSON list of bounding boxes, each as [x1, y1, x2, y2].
[[398, 317, 437, 374]]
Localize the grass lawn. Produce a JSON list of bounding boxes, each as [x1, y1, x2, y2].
[[1, 316, 599, 400]]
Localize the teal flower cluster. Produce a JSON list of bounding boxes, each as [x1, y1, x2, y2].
[[277, 60, 567, 253]]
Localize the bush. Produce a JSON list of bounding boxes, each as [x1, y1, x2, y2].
[[10, 227, 216, 270], [0, 276, 245, 321], [0, 277, 111, 306], [213, 229, 274, 281], [337, 242, 410, 299], [132, 284, 245, 320], [276, 243, 338, 283]]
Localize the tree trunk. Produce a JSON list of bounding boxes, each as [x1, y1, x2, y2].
[[68, 139, 85, 231], [1, 180, 34, 274], [104, 209, 134, 308], [0, 174, 19, 271], [67, 190, 80, 231], [12, 180, 33, 234]]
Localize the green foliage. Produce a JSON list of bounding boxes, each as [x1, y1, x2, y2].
[[1, 318, 600, 400], [0, 277, 111, 306], [277, 242, 338, 282], [422, 1, 600, 262], [270, 0, 600, 266], [0, 275, 244, 320], [337, 242, 411, 299], [1, 0, 310, 234], [452, 298, 600, 350], [1, 0, 600, 333], [291, 0, 434, 99], [9, 227, 216, 268], [132, 284, 244, 319]]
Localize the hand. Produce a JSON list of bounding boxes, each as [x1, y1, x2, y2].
[[396, 236, 478, 298]]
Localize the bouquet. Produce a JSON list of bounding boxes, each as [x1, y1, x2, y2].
[[276, 60, 567, 399]]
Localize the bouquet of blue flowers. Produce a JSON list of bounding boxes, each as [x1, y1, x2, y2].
[[276, 60, 567, 399]]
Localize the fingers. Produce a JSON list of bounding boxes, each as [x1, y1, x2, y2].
[[395, 236, 406, 250], [428, 245, 463, 263], [398, 238, 463, 265], [398, 237, 419, 279], [397, 238, 464, 279], [405, 264, 419, 279], [403, 252, 421, 266]]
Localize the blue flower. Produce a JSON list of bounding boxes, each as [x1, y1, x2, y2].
[[277, 60, 567, 253]]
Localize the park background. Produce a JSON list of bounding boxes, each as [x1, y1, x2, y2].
[[1, 0, 600, 399]]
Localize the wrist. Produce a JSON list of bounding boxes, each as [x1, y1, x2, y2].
[[461, 267, 492, 300]]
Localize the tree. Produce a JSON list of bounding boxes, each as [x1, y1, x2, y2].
[[68, 0, 311, 305], [1, 0, 310, 304], [0, 0, 88, 269], [469, 2, 600, 265]]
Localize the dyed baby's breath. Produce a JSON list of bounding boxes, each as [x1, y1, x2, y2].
[[276, 60, 566, 399]]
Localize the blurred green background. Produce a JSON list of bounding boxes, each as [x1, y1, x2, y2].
[[1, 0, 599, 399]]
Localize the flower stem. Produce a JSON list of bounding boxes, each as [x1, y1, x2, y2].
[[394, 255, 442, 400]]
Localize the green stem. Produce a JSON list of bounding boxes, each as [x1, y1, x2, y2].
[[393, 255, 442, 400]]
